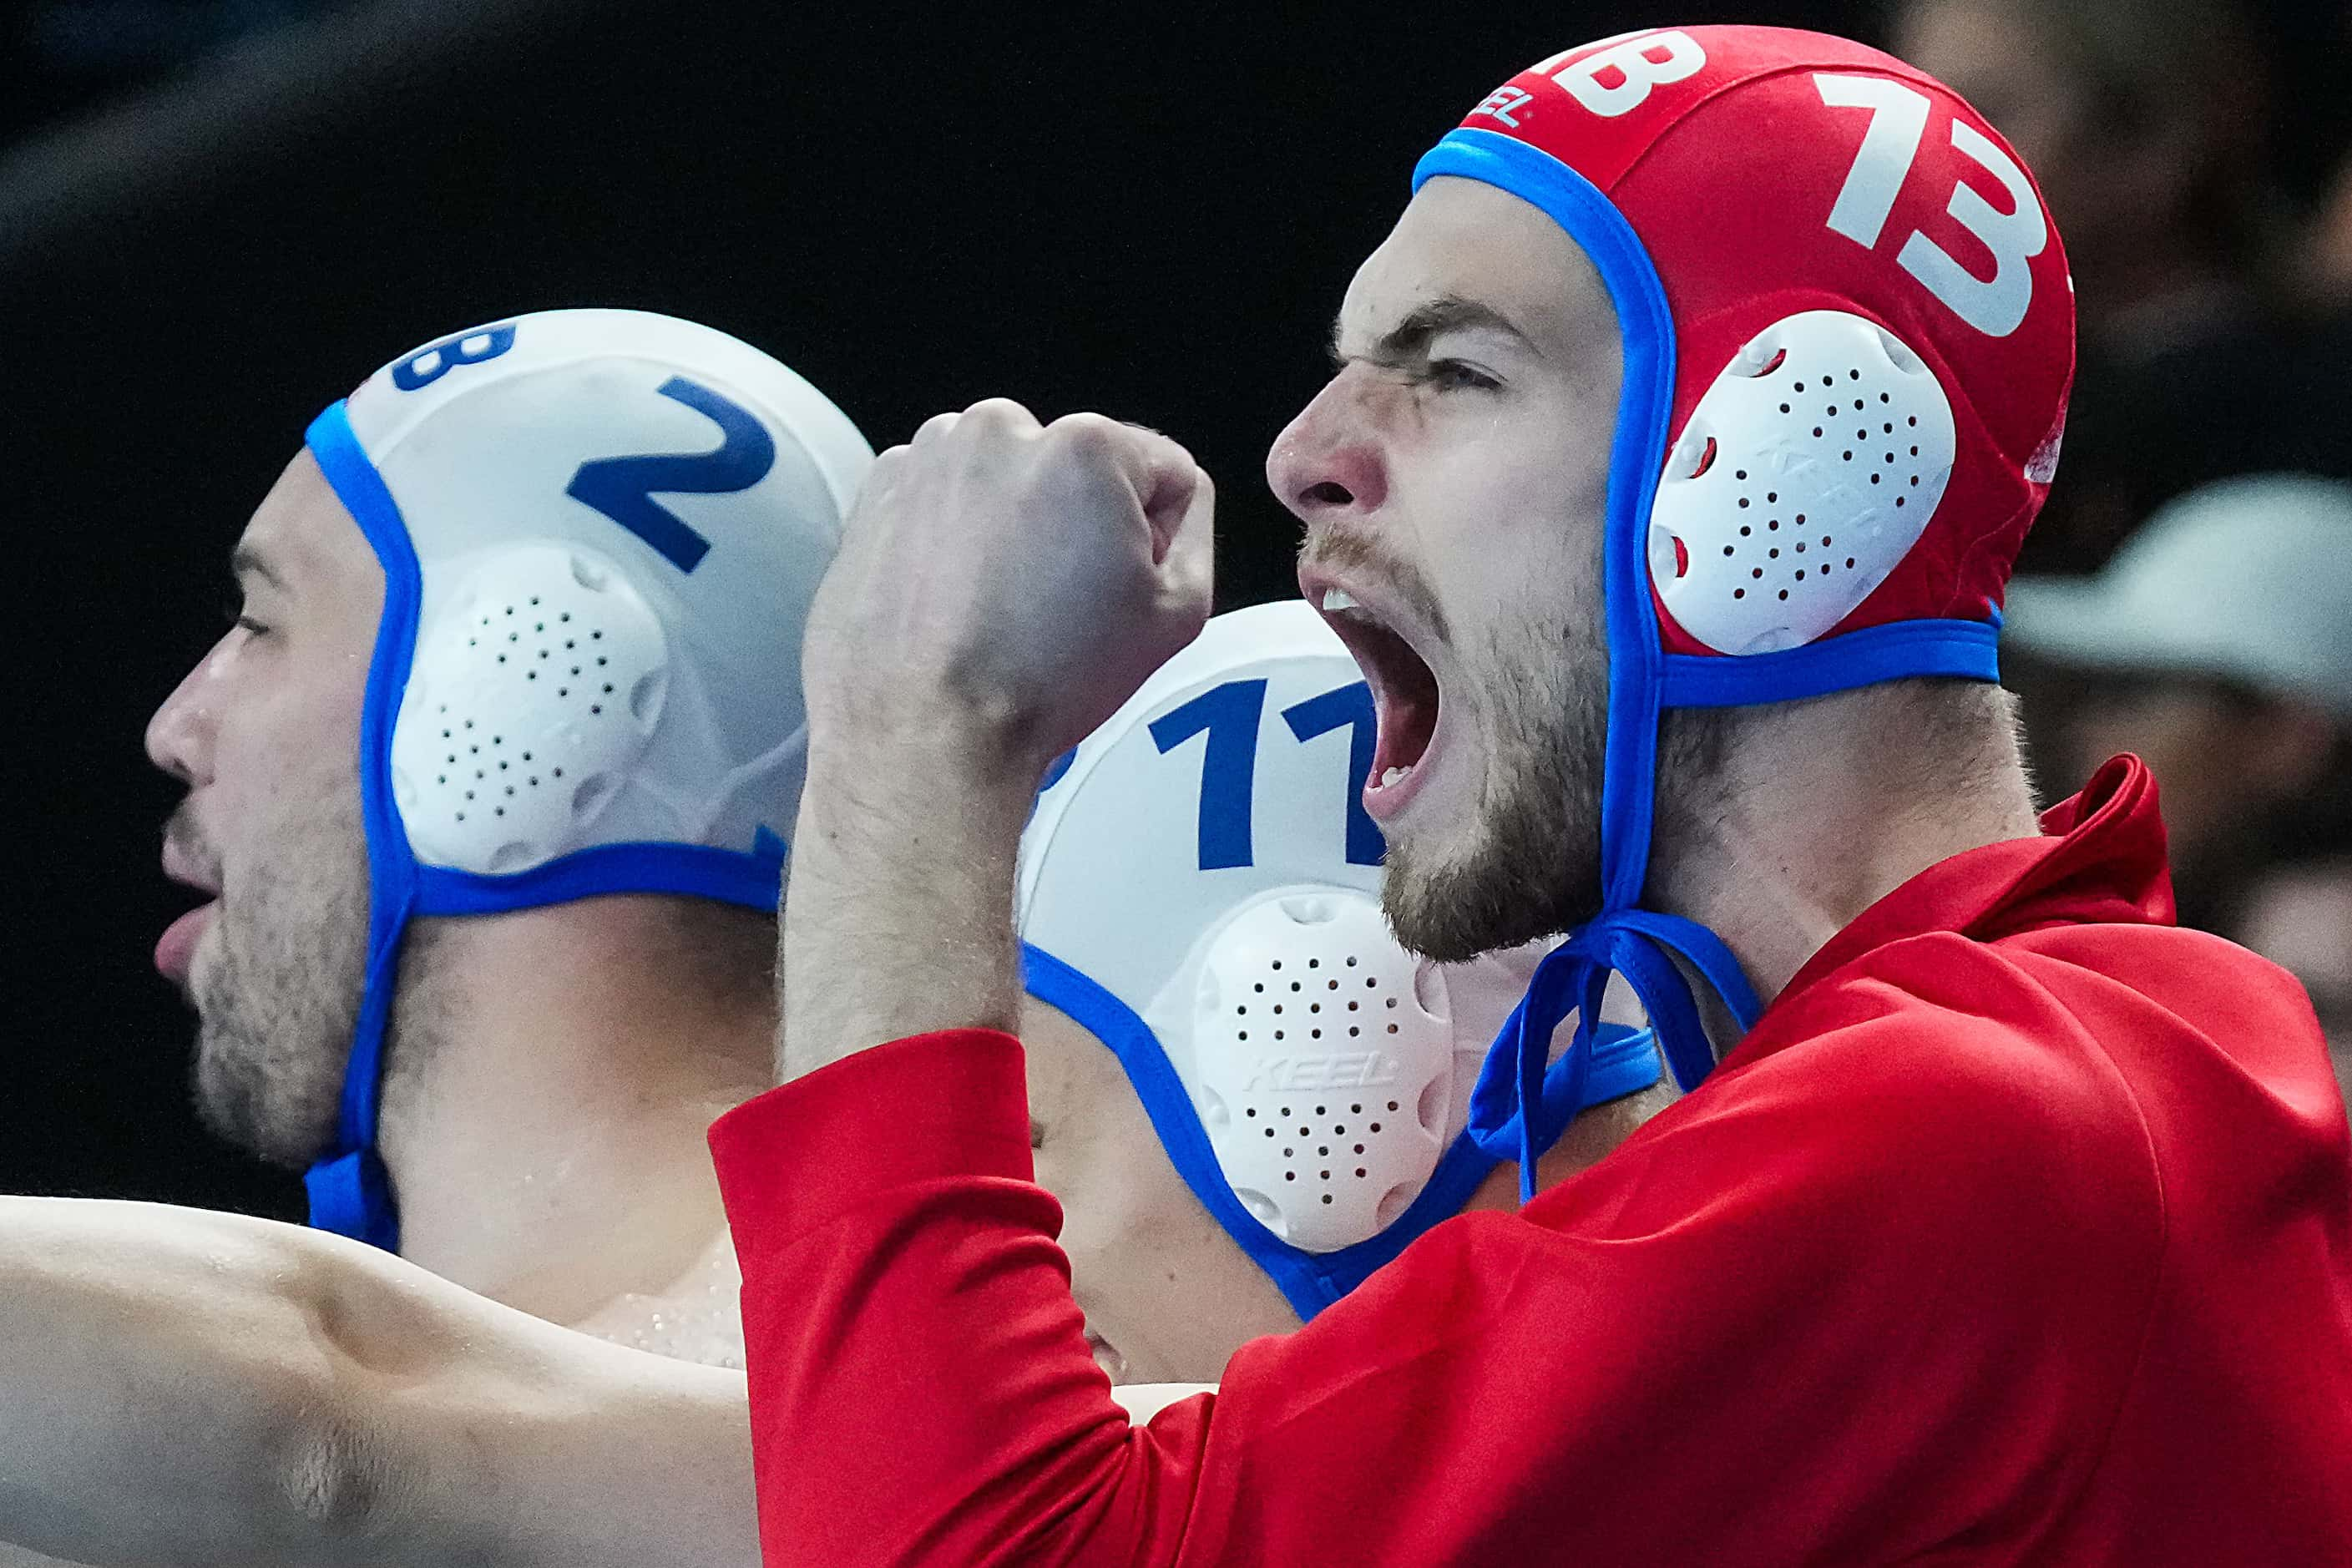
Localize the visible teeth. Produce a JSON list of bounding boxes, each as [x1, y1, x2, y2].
[[1321, 587, 1361, 613], [1379, 766, 1409, 787]]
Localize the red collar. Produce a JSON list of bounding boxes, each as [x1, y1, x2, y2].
[[1767, 754, 2177, 1016]]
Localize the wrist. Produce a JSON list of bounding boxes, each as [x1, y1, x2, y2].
[[781, 721, 1032, 1076], [804, 701, 1056, 812]]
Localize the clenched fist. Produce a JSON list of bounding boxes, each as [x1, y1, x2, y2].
[[801, 399, 1215, 784]]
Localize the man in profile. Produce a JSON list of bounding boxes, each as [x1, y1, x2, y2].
[[3, 603, 1655, 1565], [716, 25, 2352, 1565], [0, 306, 866, 1568]]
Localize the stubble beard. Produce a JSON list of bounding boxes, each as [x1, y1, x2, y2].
[[188, 798, 372, 1168], [1382, 604, 1611, 963]]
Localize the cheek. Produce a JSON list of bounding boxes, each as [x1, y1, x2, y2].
[[1038, 1141, 1156, 1277], [213, 694, 365, 863], [1415, 437, 1600, 594]]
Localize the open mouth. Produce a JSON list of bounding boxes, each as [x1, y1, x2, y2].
[[154, 898, 217, 984], [157, 837, 222, 984], [1308, 582, 1444, 818]]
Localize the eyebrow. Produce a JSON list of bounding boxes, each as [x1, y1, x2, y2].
[[229, 544, 289, 592], [1330, 294, 1536, 367]]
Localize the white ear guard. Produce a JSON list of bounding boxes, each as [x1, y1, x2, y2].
[[1651, 310, 1957, 655], [304, 308, 872, 1252], [390, 544, 670, 872], [1169, 889, 1466, 1252], [1019, 603, 1662, 1318]]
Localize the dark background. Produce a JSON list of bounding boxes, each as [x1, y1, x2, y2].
[[2, 0, 2342, 1214]]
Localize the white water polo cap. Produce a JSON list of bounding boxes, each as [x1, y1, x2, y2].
[[1019, 602, 1658, 1318], [303, 309, 872, 1249]]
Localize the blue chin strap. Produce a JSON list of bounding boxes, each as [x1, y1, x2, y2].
[[1022, 943, 1658, 1321], [301, 402, 788, 1252], [1415, 132, 2001, 1200]]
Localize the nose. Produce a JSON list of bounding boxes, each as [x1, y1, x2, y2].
[[146, 635, 228, 788], [1265, 371, 1389, 525]]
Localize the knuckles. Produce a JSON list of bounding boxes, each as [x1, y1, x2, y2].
[[957, 397, 1040, 437], [1044, 411, 1126, 460]]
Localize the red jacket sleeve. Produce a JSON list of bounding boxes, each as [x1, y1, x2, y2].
[[712, 1009, 2163, 1568]]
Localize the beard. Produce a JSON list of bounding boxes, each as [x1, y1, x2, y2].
[[184, 795, 372, 1167], [1382, 587, 1736, 964], [1383, 595, 1611, 963]]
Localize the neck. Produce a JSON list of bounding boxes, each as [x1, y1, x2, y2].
[[1462, 1079, 1681, 1212], [1470, 684, 2041, 1205], [1652, 681, 2042, 1014], [376, 900, 776, 1329]]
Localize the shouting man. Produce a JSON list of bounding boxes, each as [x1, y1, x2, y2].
[[715, 25, 2352, 1566]]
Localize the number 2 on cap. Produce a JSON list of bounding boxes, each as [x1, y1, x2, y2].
[[1814, 72, 2049, 336], [565, 377, 776, 573]]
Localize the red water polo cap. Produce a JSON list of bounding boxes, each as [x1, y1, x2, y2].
[[1426, 24, 2074, 671], [1427, 28, 2076, 1181]]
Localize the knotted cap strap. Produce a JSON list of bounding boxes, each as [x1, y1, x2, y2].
[[1469, 909, 1762, 1201], [1421, 26, 2069, 1184]]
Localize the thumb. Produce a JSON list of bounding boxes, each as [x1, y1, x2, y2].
[[1159, 463, 1216, 611]]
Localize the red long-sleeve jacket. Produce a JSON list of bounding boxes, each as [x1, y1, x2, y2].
[[712, 758, 2352, 1565]]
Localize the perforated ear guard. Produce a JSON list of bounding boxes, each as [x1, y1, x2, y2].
[[391, 544, 671, 872], [301, 308, 871, 1252], [1171, 891, 1458, 1252], [1651, 311, 1957, 656], [1018, 602, 1662, 1320], [1026, 927, 1660, 1322]]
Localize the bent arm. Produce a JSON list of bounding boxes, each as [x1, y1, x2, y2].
[[0, 1197, 756, 1568], [715, 1021, 2165, 1565]]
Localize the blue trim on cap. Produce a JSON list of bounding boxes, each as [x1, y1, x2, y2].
[[1466, 989, 1674, 1157], [1660, 620, 2000, 708], [1416, 129, 1680, 922], [1415, 130, 2005, 1186], [1022, 943, 1547, 1322], [415, 840, 785, 916], [1466, 910, 1759, 1191], [304, 400, 422, 1254], [1418, 132, 1735, 1180], [300, 401, 792, 1254]]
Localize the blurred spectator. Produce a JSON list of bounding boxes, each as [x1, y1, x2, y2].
[[2005, 475, 2352, 1055], [2291, 3, 2352, 313], [2311, 159, 2352, 308], [1891, 0, 2352, 574], [2237, 858, 2352, 1095]]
